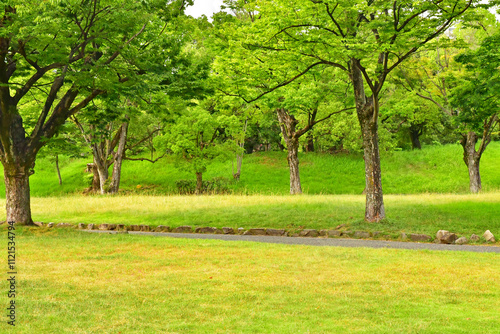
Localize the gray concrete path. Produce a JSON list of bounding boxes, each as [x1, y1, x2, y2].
[[83, 230, 500, 253]]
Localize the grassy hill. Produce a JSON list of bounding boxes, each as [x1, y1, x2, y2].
[[1, 142, 500, 197]]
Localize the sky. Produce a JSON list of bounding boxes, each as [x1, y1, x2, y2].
[[185, 0, 225, 19]]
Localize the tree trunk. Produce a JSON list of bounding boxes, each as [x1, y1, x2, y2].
[[359, 116, 385, 220], [195, 172, 203, 195], [277, 108, 303, 195], [4, 166, 33, 225], [351, 59, 385, 222], [234, 118, 247, 181], [85, 163, 101, 192], [234, 152, 243, 181], [55, 154, 62, 185], [286, 140, 302, 194], [0, 107, 36, 225], [95, 162, 109, 195], [108, 122, 128, 194], [409, 124, 423, 150], [461, 132, 481, 193]]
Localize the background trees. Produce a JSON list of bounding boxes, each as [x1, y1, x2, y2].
[[211, 0, 482, 221], [2, 1, 500, 225], [450, 32, 500, 192]]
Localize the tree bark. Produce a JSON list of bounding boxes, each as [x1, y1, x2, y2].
[[87, 163, 101, 192], [4, 165, 33, 225], [277, 108, 302, 194], [286, 139, 302, 194], [108, 122, 128, 194], [460, 132, 481, 193], [0, 105, 36, 225], [351, 59, 385, 221], [94, 157, 109, 195], [195, 172, 203, 195], [55, 154, 62, 185]]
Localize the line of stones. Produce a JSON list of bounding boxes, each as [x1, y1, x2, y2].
[[35, 222, 491, 244], [41, 222, 393, 238], [34, 222, 497, 244]]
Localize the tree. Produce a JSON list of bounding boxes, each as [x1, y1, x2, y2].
[[213, 0, 480, 221], [380, 84, 443, 150], [395, 11, 499, 192], [264, 71, 353, 194], [0, 0, 192, 225], [72, 98, 130, 194], [450, 32, 500, 192], [159, 104, 239, 194]]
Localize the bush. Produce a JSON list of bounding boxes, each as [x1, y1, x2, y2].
[[176, 177, 231, 195]]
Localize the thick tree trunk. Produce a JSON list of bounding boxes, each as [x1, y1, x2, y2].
[[4, 166, 33, 225], [461, 132, 481, 193], [409, 124, 422, 150], [359, 116, 385, 220], [0, 107, 36, 225], [195, 172, 203, 195], [108, 122, 128, 194], [351, 59, 385, 222], [277, 108, 303, 195], [55, 154, 62, 185]]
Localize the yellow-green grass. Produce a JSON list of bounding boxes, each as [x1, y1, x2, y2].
[[2, 193, 500, 238], [2, 227, 499, 333]]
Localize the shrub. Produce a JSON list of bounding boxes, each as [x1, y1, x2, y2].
[[176, 177, 231, 195]]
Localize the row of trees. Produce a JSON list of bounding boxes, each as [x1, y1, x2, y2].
[[1, 0, 500, 225]]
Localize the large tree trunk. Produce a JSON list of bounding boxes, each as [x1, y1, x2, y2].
[[195, 172, 203, 195], [55, 154, 62, 185], [0, 108, 36, 225], [351, 59, 385, 222], [108, 122, 128, 194], [4, 165, 33, 225], [277, 108, 303, 195], [461, 132, 481, 193]]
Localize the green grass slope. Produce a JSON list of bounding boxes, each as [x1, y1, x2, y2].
[[1, 142, 500, 197]]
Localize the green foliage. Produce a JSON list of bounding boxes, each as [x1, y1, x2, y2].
[[157, 105, 240, 175], [175, 177, 231, 194], [451, 32, 500, 132]]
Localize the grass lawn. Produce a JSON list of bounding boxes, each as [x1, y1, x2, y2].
[[1, 142, 500, 197], [5, 193, 499, 240], [2, 227, 499, 333]]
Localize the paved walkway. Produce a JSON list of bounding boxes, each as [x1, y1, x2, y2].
[[83, 230, 500, 253]]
